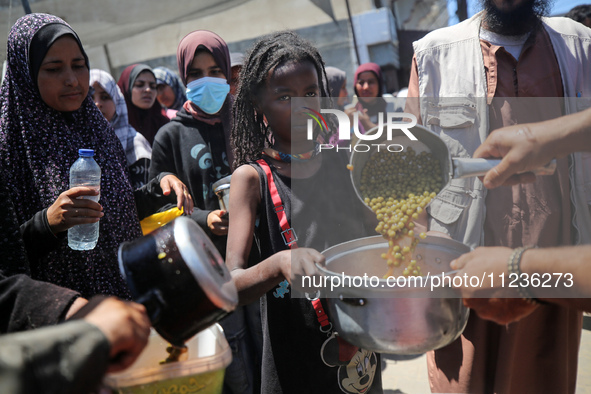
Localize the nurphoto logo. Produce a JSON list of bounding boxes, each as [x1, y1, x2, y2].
[[304, 107, 418, 152]]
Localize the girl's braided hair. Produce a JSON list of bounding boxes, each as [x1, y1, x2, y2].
[[231, 30, 333, 168]]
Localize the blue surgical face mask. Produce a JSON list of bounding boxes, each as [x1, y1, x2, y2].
[[186, 77, 230, 115]]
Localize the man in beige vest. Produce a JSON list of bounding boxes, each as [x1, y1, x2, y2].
[[406, 0, 591, 392]]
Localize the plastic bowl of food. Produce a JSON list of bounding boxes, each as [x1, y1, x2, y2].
[[103, 323, 231, 394]]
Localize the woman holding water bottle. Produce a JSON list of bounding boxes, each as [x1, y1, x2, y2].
[[0, 13, 190, 299]]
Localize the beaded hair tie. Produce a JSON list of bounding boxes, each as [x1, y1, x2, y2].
[[262, 144, 320, 163]]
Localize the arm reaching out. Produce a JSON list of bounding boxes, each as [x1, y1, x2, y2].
[[160, 174, 194, 215], [451, 245, 591, 324], [474, 108, 591, 189], [225, 164, 325, 305]]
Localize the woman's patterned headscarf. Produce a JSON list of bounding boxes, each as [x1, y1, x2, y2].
[[153, 66, 187, 111], [90, 69, 152, 167], [0, 13, 142, 299]]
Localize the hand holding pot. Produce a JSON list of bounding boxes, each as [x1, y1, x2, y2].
[[82, 297, 151, 373], [281, 248, 325, 286], [207, 209, 229, 235], [473, 125, 549, 188], [451, 247, 538, 325]]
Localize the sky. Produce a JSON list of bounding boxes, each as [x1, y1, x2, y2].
[[447, 0, 590, 25]]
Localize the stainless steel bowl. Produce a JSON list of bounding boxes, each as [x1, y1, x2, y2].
[[318, 235, 470, 355], [349, 125, 451, 213], [213, 175, 231, 211], [350, 124, 555, 212]]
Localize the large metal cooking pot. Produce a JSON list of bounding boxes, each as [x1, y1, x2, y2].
[[118, 216, 238, 347], [317, 235, 470, 355]]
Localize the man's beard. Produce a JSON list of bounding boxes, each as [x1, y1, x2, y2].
[[482, 0, 553, 35]]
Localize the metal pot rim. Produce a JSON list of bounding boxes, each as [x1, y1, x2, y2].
[[316, 235, 471, 293], [174, 217, 238, 311], [212, 175, 232, 191]]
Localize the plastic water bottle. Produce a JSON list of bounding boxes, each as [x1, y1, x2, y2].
[[68, 149, 101, 250]]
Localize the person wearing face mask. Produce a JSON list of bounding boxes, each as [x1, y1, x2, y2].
[[149, 30, 232, 254], [117, 64, 170, 146], [149, 30, 260, 394]]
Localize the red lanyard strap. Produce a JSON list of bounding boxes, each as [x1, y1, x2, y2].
[[257, 159, 362, 362], [257, 159, 333, 331], [311, 298, 332, 333], [257, 159, 298, 248]]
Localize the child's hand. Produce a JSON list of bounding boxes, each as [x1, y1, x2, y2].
[[160, 174, 194, 215], [207, 210, 229, 235], [279, 248, 325, 285]]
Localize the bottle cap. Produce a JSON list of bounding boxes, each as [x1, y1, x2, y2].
[[78, 149, 95, 157]]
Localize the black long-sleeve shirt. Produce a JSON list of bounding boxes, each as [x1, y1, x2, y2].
[[0, 319, 109, 394], [149, 108, 231, 255], [0, 272, 80, 333]]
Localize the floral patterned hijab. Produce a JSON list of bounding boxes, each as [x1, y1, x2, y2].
[[153, 66, 187, 111], [0, 13, 141, 298]]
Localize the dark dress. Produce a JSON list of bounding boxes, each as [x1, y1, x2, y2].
[[0, 175, 80, 334], [0, 176, 110, 393], [251, 150, 383, 394]]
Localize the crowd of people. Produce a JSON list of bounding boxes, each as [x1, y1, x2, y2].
[[1, 1, 591, 393]]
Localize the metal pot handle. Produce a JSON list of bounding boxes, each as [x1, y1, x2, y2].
[[452, 158, 556, 179], [136, 289, 167, 325]]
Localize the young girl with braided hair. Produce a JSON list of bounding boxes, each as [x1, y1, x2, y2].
[[227, 31, 382, 394]]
